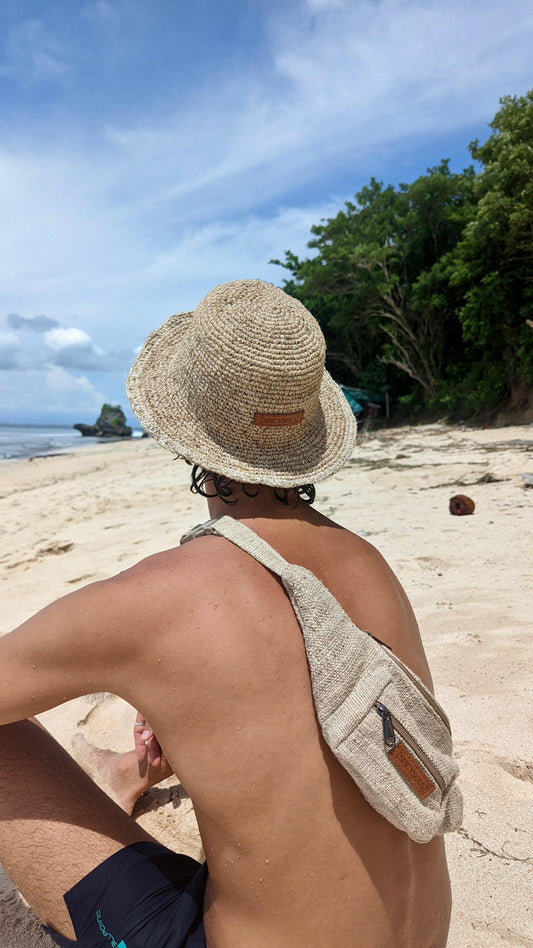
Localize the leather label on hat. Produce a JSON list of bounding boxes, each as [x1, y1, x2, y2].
[[388, 742, 436, 799], [253, 411, 304, 427]]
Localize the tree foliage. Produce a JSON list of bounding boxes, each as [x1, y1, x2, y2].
[[445, 91, 533, 410], [274, 91, 533, 418]]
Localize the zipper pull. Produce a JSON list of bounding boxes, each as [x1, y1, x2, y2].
[[375, 703, 396, 748]]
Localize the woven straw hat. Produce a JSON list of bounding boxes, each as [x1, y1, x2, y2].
[[126, 279, 356, 486]]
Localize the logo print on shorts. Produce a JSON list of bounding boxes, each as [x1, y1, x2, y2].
[[95, 908, 127, 948]]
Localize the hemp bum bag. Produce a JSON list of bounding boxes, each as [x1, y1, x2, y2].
[[181, 516, 463, 844]]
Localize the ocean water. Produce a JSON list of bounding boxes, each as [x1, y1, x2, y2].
[[0, 424, 140, 461]]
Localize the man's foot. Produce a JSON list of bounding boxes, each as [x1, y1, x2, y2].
[[71, 734, 172, 815]]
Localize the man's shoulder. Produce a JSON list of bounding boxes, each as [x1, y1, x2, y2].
[[132, 533, 241, 576], [105, 534, 251, 617]]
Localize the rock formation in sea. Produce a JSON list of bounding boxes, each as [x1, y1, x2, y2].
[[74, 404, 132, 438]]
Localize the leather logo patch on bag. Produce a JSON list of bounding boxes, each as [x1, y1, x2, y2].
[[388, 743, 436, 799], [253, 411, 304, 427]]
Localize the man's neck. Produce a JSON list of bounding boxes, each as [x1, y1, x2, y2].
[[206, 484, 305, 524]]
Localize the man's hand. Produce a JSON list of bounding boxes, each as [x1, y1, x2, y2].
[[133, 713, 162, 768]]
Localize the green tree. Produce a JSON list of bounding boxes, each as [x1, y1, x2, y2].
[[275, 91, 533, 417], [275, 162, 475, 400], [446, 91, 533, 411]]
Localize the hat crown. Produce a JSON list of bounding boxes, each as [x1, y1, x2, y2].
[[184, 280, 326, 415]]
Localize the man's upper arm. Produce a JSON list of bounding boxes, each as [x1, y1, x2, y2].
[[0, 570, 141, 725]]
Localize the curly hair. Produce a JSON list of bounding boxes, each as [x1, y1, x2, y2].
[[188, 464, 315, 507]]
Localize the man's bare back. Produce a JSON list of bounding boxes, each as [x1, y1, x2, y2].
[[103, 491, 451, 947]]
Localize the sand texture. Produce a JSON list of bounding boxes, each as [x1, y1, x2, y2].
[[0, 425, 532, 947]]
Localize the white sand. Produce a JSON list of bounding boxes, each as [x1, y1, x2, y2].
[[1, 425, 532, 947]]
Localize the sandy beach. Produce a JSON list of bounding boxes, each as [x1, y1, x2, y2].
[[0, 423, 532, 948]]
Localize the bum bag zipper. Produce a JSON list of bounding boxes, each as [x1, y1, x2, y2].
[[367, 632, 451, 734], [374, 703, 446, 794]]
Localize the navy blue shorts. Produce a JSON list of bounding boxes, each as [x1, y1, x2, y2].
[[43, 841, 207, 948]]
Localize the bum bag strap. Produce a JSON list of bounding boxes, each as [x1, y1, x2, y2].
[[180, 515, 291, 580]]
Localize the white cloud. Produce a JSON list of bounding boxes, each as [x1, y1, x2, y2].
[[68, 0, 531, 242], [0, 19, 68, 81], [0, 313, 124, 375], [271, 0, 533, 135], [97, 202, 340, 349], [81, 1, 122, 24], [43, 326, 113, 370], [305, 0, 346, 11], [0, 138, 337, 346], [121, 204, 337, 290], [0, 365, 106, 421], [45, 365, 103, 404], [45, 327, 96, 350]]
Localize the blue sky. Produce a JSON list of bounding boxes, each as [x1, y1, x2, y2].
[[1, 0, 532, 425]]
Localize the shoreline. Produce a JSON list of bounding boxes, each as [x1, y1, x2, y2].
[[1, 424, 532, 947], [0, 423, 145, 463]]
